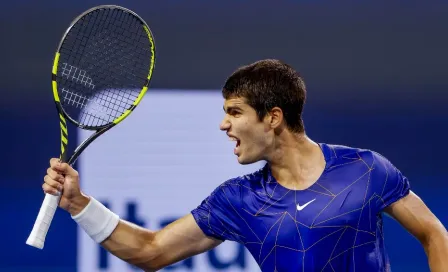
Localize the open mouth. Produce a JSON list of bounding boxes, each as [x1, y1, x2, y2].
[[229, 136, 241, 148]]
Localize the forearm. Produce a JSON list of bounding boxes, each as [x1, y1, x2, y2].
[[101, 220, 160, 270], [423, 232, 448, 272], [69, 195, 160, 271]]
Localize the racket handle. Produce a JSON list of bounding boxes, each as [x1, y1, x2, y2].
[[26, 193, 61, 249]]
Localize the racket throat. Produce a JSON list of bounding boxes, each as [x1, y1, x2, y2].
[[59, 113, 69, 162]]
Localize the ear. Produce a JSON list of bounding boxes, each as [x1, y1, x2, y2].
[[267, 107, 284, 129]]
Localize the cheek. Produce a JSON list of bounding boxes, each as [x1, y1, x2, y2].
[[249, 126, 269, 145]]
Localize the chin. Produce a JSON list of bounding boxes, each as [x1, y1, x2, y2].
[[237, 159, 251, 165], [237, 155, 260, 165]]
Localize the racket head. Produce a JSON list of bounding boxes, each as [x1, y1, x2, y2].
[[51, 5, 156, 131]]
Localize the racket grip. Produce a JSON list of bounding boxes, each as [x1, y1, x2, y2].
[[26, 193, 61, 249]]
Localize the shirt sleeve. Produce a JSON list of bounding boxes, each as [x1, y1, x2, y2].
[[373, 152, 411, 211], [191, 180, 243, 242]]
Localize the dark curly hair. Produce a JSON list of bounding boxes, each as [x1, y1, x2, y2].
[[222, 59, 307, 133]]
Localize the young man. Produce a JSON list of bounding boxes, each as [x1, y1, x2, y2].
[[43, 59, 448, 271]]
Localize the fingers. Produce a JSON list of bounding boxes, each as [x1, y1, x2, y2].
[[44, 158, 68, 196], [49, 158, 61, 167], [47, 167, 65, 183], [49, 158, 78, 177], [42, 177, 62, 196]]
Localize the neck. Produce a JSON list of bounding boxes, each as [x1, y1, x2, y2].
[[267, 132, 326, 190]]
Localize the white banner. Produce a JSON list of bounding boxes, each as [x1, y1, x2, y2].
[[77, 89, 262, 272]]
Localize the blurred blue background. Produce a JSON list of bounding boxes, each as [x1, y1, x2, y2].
[[1, 0, 447, 271]]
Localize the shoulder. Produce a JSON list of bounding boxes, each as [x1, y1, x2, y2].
[[322, 143, 405, 184], [324, 143, 394, 169], [211, 165, 267, 199], [325, 143, 408, 185], [191, 170, 267, 242]]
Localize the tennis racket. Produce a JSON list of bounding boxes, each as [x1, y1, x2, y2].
[[26, 5, 156, 250]]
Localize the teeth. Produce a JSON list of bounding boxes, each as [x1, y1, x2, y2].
[[229, 137, 238, 141]]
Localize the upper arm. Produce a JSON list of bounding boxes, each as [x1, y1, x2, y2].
[[149, 214, 222, 270], [384, 190, 447, 244], [372, 151, 411, 211], [371, 152, 446, 243], [148, 180, 243, 271]]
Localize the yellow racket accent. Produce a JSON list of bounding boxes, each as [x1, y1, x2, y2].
[[112, 86, 147, 125], [135, 86, 148, 105], [143, 25, 156, 80], [52, 82, 60, 102], [59, 112, 68, 157], [52, 52, 60, 74], [52, 52, 61, 102], [59, 115, 68, 135]]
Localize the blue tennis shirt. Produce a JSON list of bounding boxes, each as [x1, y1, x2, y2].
[[191, 143, 410, 271]]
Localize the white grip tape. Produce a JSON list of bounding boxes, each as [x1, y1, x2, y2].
[[71, 197, 120, 244], [26, 193, 61, 249]]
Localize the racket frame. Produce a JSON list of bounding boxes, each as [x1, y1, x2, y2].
[[26, 5, 156, 249]]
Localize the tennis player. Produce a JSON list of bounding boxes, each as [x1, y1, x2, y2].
[[43, 59, 448, 271]]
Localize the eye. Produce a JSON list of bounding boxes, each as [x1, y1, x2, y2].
[[230, 110, 241, 116]]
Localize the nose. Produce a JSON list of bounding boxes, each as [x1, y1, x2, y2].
[[220, 116, 230, 131]]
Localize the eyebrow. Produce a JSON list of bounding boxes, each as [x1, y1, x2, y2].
[[223, 106, 242, 113]]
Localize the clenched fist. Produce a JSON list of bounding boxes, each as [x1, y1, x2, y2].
[[43, 158, 89, 215]]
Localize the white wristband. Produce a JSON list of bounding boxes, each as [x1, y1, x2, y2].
[[71, 197, 120, 244]]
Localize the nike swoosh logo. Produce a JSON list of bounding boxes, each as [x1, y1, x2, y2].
[[296, 199, 316, 211]]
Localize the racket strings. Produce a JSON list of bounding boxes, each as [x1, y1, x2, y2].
[[61, 88, 113, 125], [60, 63, 95, 90], [57, 7, 153, 128]]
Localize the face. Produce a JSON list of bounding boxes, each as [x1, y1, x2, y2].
[[220, 97, 274, 164]]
